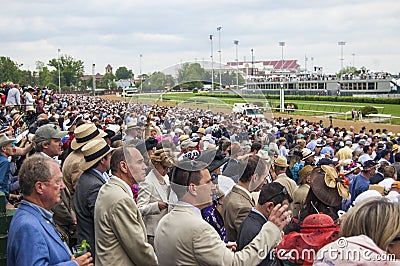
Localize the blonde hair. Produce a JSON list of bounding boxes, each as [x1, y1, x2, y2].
[[150, 148, 176, 167], [340, 198, 400, 251]]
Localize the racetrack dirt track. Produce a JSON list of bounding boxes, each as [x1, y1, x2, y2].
[[102, 95, 400, 133]]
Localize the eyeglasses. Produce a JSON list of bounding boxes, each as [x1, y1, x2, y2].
[[261, 186, 288, 204], [211, 173, 218, 185]]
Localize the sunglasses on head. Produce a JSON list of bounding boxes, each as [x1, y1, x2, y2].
[[211, 173, 218, 185]]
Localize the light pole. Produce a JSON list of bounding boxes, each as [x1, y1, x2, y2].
[[251, 48, 254, 77], [92, 63, 96, 95], [352, 53, 355, 68], [57, 49, 61, 94], [279, 42, 285, 76], [139, 54, 143, 92], [304, 54, 308, 74], [279, 42, 285, 113], [217, 26, 222, 93], [338, 41, 346, 71], [234, 40, 239, 90], [210, 34, 214, 93], [311, 57, 314, 74]]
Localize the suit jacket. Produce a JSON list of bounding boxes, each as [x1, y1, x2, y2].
[[7, 201, 76, 266], [74, 168, 106, 259], [292, 184, 310, 219], [222, 185, 254, 242], [273, 173, 297, 199], [155, 204, 282, 266], [237, 210, 283, 266], [62, 149, 84, 201], [95, 177, 158, 266], [51, 187, 76, 247], [137, 169, 170, 236]]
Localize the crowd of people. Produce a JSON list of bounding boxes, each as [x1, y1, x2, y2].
[[1, 82, 400, 265]]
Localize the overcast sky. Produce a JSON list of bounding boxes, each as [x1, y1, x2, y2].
[[3, 0, 400, 76]]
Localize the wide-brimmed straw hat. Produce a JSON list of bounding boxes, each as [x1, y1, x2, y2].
[[297, 165, 314, 185], [301, 148, 315, 161], [274, 156, 289, 168], [80, 138, 113, 171], [71, 123, 107, 150]]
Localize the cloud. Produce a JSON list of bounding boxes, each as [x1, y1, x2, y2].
[[1, 0, 400, 75]]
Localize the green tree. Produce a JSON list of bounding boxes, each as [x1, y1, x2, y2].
[[48, 55, 84, 88], [142, 71, 175, 91], [0, 56, 21, 83], [35, 61, 53, 87], [177, 63, 206, 84], [115, 66, 133, 80], [100, 72, 117, 89]]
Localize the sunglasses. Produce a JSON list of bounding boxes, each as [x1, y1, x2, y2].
[[211, 173, 218, 185], [162, 165, 172, 172]]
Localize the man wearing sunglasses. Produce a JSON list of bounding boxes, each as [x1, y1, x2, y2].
[[237, 183, 293, 265], [155, 158, 291, 265]]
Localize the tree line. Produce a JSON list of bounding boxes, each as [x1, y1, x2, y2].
[[0, 56, 244, 92]]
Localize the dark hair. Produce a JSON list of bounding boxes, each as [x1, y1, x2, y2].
[[363, 145, 370, 153], [170, 159, 207, 199], [250, 142, 262, 153], [395, 153, 400, 163], [381, 149, 390, 158], [239, 155, 267, 183], [19, 156, 55, 196], [258, 183, 293, 206], [110, 147, 125, 174]]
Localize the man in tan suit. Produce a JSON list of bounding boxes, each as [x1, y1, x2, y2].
[[155, 158, 291, 266], [223, 155, 268, 241], [273, 156, 297, 199], [62, 123, 106, 200], [95, 146, 157, 265]]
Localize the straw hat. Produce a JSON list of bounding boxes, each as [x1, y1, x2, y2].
[[297, 165, 314, 185], [80, 138, 113, 171], [71, 123, 107, 150], [301, 148, 315, 161], [197, 128, 206, 135], [274, 156, 289, 168], [11, 113, 22, 127], [0, 133, 16, 147]]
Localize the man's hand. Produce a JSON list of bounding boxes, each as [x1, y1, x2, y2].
[[268, 204, 292, 231], [226, 241, 237, 252], [158, 201, 168, 210], [71, 252, 93, 266]]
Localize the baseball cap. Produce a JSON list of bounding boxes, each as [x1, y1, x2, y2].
[[34, 124, 68, 144]]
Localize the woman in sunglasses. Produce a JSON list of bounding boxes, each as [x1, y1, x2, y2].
[[137, 148, 176, 247]]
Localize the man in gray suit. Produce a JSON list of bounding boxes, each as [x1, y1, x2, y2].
[[155, 158, 291, 266], [95, 146, 157, 265]]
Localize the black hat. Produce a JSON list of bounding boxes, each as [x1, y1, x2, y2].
[[145, 137, 158, 151], [104, 129, 115, 139], [317, 158, 334, 166], [206, 150, 229, 173], [361, 160, 378, 170]]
